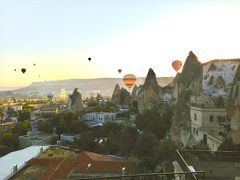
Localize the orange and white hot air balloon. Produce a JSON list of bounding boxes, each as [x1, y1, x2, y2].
[[172, 60, 182, 73], [123, 74, 136, 90]]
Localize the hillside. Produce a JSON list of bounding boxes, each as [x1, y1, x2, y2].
[[8, 77, 174, 98], [202, 59, 240, 96]]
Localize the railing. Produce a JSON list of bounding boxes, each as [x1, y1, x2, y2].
[[177, 149, 240, 162], [76, 171, 205, 180]]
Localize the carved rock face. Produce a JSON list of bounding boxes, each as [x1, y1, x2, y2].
[[136, 68, 161, 112], [69, 88, 83, 111]]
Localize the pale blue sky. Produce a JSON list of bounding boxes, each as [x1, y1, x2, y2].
[[0, 0, 194, 53], [1, 0, 240, 87]]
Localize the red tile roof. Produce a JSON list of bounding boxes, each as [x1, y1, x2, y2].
[[18, 148, 132, 179], [75, 151, 131, 174]]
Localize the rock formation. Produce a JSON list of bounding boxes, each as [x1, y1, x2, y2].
[[228, 64, 240, 107], [170, 51, 203, 146], [111, 84, 132, 106], [172, 51, 202, 103], [131, 85, 139, 100], [135, 68, 161, 112], [207, 63, 217, 72], [68, 88, 83, 112], [96, 93, 103, 102], [226, 64, 240, 145], [111, 84, 121, 104]]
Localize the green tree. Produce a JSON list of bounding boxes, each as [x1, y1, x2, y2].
[[136, 105, 172, 139], [133, 133, 159, 172], [155, 139, 179, 162], [12, 122, 29, 136], [71, 131, 98, 152], [0, 131, 19, 156], [120, 125, 138, 158]]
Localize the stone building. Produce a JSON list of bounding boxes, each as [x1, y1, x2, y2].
[[190, 94, 227, 150]]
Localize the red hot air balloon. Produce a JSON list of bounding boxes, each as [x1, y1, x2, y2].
[[118, 69, 122, 73], [123, 74, 136, 90], [21, 68, 26, 74], [172, 60, 182, 72]]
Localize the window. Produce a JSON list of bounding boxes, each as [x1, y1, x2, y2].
[[196, 129, 198, 135], [209, 115, 214, 122], [217, 116, 222, 124], [194, 113, 197, 120], [193, 127, 195, 134]]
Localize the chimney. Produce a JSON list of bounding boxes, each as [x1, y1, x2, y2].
[[39, 147, 44, 153], [12, 164, 17, 173]]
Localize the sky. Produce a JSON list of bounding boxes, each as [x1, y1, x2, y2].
[[1, 0, 240, 87]]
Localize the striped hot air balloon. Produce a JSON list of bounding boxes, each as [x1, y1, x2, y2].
[[123, 74, 136, 90]]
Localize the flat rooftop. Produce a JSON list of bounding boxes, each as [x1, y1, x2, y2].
[[0, 146, 49, 180], [37, 146, 76, 159]]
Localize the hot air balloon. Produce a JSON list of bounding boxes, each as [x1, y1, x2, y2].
[[33, 63, 36, 66], [88, 57, 91, 61], [46, 92, 54, 99], [172, 60, 182, 72], [14, 69, 16, 71], [123, 74, 136, 90], [118, 69, 122, 73], [21, 68, 26, 74]]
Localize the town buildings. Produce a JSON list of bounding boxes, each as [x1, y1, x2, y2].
[[0, 120, 16, 135], [190, 94, 227, 150], [39, 104, 59, 116]]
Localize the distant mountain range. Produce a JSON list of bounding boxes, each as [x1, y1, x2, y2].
[[0, 87, 23, 92], [0, 77, 174, 98]]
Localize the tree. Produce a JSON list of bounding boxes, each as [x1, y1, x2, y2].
[[132, 133, 159, 172], [18, 111, 30, 122], [37, 112, 88, 135], [119, 88, 132, 106], [120, 125, 138, 158], [155, 139, 179, 162], [12, 121, 29, 136], [71, 131, 98, 152], [0, 131, 19, 156], [136, 105, 172, 139]]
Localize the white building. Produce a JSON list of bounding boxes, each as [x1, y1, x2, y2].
[[39, 104, 59, 115], [60, 133, 80, 143], [82, 112, 117, 124], [190, 94, 226, 150]]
